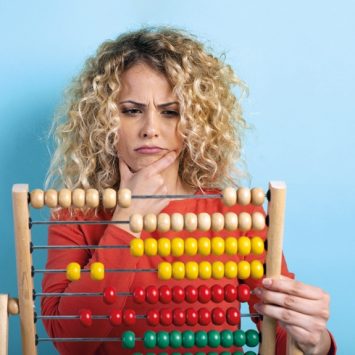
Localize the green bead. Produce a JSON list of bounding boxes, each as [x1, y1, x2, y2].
[[245, 329, 260, 347], [195, 353, 206, 355], [157, 331, 169, 349], [207, 330, 220, 348], [158, 353, 169, 355], [143, 331, 156, 349], [171, 353, 181, 355], [233, 330, 246, 347], [146, 353, 155, 355], [170, 330, 182, 348], [122, 330, 135, 349], [220, 330, 233, 348], [220, 352, 231, 355], [207, 352, 218, 355], [195, 330, 208, 348], [244, 352, 257, 355], [183, 353, 194, 355], [182, 330, 195, 348], [232, 352, 244, 355]]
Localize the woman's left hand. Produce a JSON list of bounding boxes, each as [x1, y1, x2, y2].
[[254, 277, 331, 355]]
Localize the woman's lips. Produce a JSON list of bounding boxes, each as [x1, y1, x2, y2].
[[135, 147, 165, 154]]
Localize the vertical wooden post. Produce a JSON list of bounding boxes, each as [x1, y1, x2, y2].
[[0, 294, 9, 355], [12, 184, 37, 355]]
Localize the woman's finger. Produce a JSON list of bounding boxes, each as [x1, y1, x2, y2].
[[118, 158, 133, 185]]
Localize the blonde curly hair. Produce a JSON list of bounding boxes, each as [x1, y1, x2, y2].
[[46, 26, 248, 192]]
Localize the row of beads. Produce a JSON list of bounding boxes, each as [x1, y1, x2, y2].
[[121, 329, 259, 349], [133, 352, 256, 355], [79, 308, 136, 327], [130, 236, 264, 257], [130, 211, 265, 233], [66, 261, 105, 281]]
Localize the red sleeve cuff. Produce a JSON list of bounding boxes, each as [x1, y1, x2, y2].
[[327, 330, 337, 355]]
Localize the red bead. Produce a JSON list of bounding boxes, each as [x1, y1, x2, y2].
[[109, 309, 122, 326], [123, 309, 136, 325], [226, 307, 240, 325], [198, 285, 211, 303], [173, 308, 186, 326], [160, 308, 172, 325], [159, 285, 172, 304], [185, 308, 198, 326], [146, 309, 159, 326], [132, 287, 145, 304], [185, 286, 198, 303], [172, 286, 185, 303], [211, 307, 225, 325], [198, 307, 211, 325], [237, 284, 251, 302], [146, 286, 159, 304], [211, 285, 224, 303], [224, 284, 237, 302], [103, 286, 116, 305], [79, 309, 92, 327]]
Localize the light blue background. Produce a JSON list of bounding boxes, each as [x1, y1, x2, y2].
[[0, 0, 354, 353]]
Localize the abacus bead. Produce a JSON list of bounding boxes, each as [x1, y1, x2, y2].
[[184, 213, 197, 232], [225, 261, 238, 279], [199, 261, 212, 280], [171, 213, 184, 231], [182, 331, 195, 348], [184, 237, 198, 256], [159, 285, 172, 304], [103, 286, 116, 304], [198, 237, 211, 256], [158, 213, 170, 232], [170, 330, 182, 348], [79, 309, 92, 327], [238, 236, 251, 256], [186, 261, 199, 280], [145, 238, 158, 256], [173, 308, 185, 326], [238, 261, 251, 280], [7, 298, 19, 315], [58, 188, 71, 208], [132, 287, 145, 303], [186, 308, 198, 326], [208, 330, 220, 348], [146, 286, 159, 304], [195, 330, 208, 347], [237, 284, 251, 302], [211, 237, 225, 256], [221, 330, 234, 348], [211, 285, 224, 303], [172, 286, 185, 303], [237, 187, 251, 205], [252, 212, 266, 230], [250, 260, 264, 279], [212, 261, 224, 279], [224, 284, 237, 302], [211, 212, 225, 231], [158, 262, 172, 280], [198, 308, 211, 325], [251, 236, 264, 255], [158, 238, 171, 257], [146, 310, 159, 326], [30, 189, 44, 208], [130, 238, 144, 257], [246, 329, 260, 347], [66, 262, 81, 281], [86, 188, 99, 208], [91, 262, 105, 281], [222, 187, 237, 206], [130, 214, 143, 233], [233, 330, 246, 346], [238, 212, 252, 231], [160, 308, 172, 326], [245, 352, 257, 355], [118, 188, 131, 208], [198, 285, 211, 303], [198, 212, 211, 231], [172, 261, 185, 280], [251, 187, 265, 205], [157, 331, 169, 349], [225, 237, 238, 255], [123, 309, 136, 325], [102, 188, 116, 208], [226, 307, 240, 325], [44, 189, 58, 208], [72, 189, 85, 208], [211, 307, 225, 325], [144, 213, 157, 232], [224, 212, 238, 231], [122, 330, 135, 349], [144, 330, 156, 348], [109, 309, 122, 326], [185, 286, 198, 303], [171, 238, 184, 257]]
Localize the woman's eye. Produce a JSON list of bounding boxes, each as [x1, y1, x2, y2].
[[162, 110, 179, 117], [121, 108, 141, 116]]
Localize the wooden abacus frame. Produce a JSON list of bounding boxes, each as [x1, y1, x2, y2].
[[1, 182, 303, 355]]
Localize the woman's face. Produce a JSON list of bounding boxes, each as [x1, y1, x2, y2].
[[116, 62, 183, 172]]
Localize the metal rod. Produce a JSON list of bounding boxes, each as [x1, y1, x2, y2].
[[32, 245, 129, 250], [35, 291, 132, 297], [33, 268, 157, 274]]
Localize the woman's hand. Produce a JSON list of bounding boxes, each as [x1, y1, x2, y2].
[[254, 277, 331, 355]]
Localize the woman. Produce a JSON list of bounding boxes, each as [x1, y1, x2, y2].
[[42, 27, 334, 354]]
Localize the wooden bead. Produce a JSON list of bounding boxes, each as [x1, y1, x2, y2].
[[237, 187, 251, 206], [44, 189, 58, 208], [251, 187, 265, 206], [252, 212, 266, 230], [72, 188, 85, 208], [103, 188, 116, 209], [7, 297, 19, 315], [224, 212, 238, 231], [171, 213, 184, 232], [58, 188, 71, 208], [211, 212, 224, 232], [118, 188, 131, 208], [30, 189, 44, 208], [222, 187, 237, 206], [130, 214, 143, 233], [143, 213, 157, 232], [198, 212, 211, 231], [238, 212, 252, 231], [184, 213, 197, 232], [157, 213, 171, 232], [86, 188, 99, 208]]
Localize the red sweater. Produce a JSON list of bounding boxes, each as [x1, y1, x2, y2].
[[41, 190, 336, 354]]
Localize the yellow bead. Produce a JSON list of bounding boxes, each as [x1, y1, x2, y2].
[[199, 261, 212, 280], [158, 238, 171, 257], [171, 238, 184, 257], [251, 260, 264, 279], [184, 238, 198, 256], [198, 237, 211, 256], [225, 261, 238, 279], [158, 262, 172, 280], [130, 238, 144, 257], [91, 262, 105, 281], [211, 237, 225, 256], [238, 261, 251, 280], [238, 236, 251, 256], [144, 238, 158, 256], [66, 262, 81, 281], [212, 261, 225, 279], [186, 261, 199, 280], [251, 236, 265, 255], [172, 261, 185, 280], [225, 237, 238, 255]]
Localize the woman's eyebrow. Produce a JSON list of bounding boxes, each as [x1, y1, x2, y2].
[[119, 100, 179, 108]]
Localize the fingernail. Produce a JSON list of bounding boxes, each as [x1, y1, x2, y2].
[[262, 278, 272, 287], [253, 288, 262, 297]]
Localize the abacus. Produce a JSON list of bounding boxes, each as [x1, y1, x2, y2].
[[2, 182, 303, 355]]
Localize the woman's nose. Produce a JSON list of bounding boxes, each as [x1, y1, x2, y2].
[[140, 110, 159, 138]]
